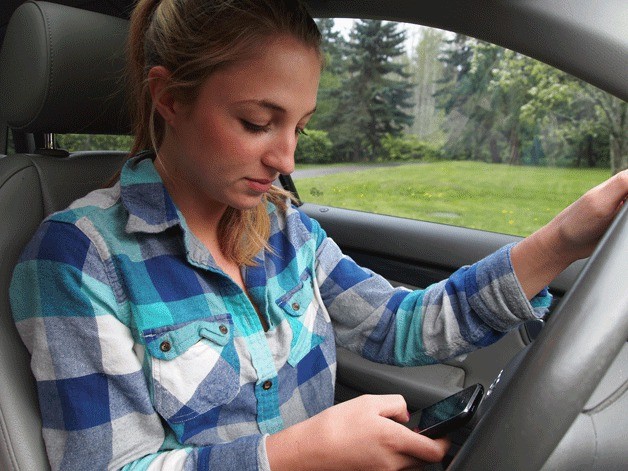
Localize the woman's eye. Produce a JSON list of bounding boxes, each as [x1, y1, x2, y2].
[[241, 120, 271, 133], [296, 127, 308, 136]]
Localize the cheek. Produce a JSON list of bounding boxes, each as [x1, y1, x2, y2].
[[185, 112, 264, 166], [214, 129, 265, 165]]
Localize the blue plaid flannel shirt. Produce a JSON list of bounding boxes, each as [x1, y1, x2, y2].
[[10, 155, 551, 470]]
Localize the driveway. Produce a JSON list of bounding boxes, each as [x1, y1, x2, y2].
[[291, 162, 403, 179]]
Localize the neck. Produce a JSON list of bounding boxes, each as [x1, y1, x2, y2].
[[154, 153, 227, 237]]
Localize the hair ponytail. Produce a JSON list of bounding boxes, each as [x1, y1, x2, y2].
[[128, 0, 162, 156]]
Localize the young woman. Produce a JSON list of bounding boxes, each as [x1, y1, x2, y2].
[[10, 0, 628, 470]]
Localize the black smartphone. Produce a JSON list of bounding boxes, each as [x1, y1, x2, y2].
[[408, 383, 484, 439]]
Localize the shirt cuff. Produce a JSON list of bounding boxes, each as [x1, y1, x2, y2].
[[468, 243, 553, 332]]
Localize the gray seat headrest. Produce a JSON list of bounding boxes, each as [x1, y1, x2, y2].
[[0, 1, 130, 135]]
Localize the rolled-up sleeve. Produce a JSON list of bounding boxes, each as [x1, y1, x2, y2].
[[308, 214, 551, 366]]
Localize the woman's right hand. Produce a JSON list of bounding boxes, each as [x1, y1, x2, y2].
[[266, 394, 450, 470]]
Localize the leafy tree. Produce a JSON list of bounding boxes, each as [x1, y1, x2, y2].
[[434, 36, 624, 173], [330, 20, 414, 161], [578, 88, 626, 174], [517, 61, 625, 173], [487, 48, 538, 165]]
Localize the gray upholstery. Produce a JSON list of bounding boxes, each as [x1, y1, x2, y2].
[[0, 2, 130, 469], [0, 1, 130, 134]]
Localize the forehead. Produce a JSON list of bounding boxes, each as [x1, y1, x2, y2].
[[197, 35, 321, 113]]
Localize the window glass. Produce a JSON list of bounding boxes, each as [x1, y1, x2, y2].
[[56, 134, 133, 153], [296, 19, 624, 236]]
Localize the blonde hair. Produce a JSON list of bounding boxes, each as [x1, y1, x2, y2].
[[127, 0, 321, 265]]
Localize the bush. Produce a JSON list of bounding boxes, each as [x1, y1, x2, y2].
[[56, 134, 133, 152], [381, 133, 442, 162], [295, 129, 333, 164]]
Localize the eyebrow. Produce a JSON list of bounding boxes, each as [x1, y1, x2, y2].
[[240, 99, 317, 117]]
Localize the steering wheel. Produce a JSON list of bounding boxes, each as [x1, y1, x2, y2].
[[447, 202, 628, 470]]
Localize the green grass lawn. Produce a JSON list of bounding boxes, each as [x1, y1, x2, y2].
[[294, 161, 610, 236]]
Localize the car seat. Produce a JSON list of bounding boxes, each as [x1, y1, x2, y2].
[[0, 2, 130, 469]]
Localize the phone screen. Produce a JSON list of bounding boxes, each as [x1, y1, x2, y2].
[[410, 383, 484, 438]]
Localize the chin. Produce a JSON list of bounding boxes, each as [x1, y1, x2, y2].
[[229, 194, 266, 211]]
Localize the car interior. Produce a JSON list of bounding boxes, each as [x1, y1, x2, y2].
[[0, 1, 626, 470]]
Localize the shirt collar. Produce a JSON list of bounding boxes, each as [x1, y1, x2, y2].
[[119, 152, 274, 273], [119, 152, 229, 272], [120, 152, 181, 234]]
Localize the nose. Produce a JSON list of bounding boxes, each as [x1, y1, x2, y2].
[[262, 130, 297, 175]]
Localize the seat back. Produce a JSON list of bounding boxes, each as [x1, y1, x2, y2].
[[0, 2, 130, 469]]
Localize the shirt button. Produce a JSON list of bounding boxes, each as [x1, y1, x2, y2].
[[291, 302, 300, 311], [160, 341, 171, 352], [219, 324, 229, 335], [262, 380, 273, 390]]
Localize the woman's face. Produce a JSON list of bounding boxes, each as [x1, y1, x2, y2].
[[156, 35, 321, 219]]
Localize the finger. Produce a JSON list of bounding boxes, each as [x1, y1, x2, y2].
[[368, 394, 410, 423], [395, 426, 451, 463]]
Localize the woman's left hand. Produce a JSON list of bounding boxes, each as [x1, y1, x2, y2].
[[512, 169, 628, 299], [549, 168, 628, 261]]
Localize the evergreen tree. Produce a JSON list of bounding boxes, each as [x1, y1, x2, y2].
[[434, 34, 474, 115], [308, 19, 347, 133], [331, 20, 414, 161], [316, 18, 346, 74]]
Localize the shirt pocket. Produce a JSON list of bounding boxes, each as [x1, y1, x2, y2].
[[275, 269, 324, 367], [142, 315, 240, 424]]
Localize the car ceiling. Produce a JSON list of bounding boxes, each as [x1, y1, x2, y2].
[[1, 0, 627, 101]]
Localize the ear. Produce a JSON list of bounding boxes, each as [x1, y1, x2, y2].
[[148, 66, 179, 124]]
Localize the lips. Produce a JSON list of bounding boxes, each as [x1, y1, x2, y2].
[[245, 177, 274, 193]]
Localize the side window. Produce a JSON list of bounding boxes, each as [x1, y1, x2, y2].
[[296, 19, 624, 237], [56, 134, 133, 153]]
